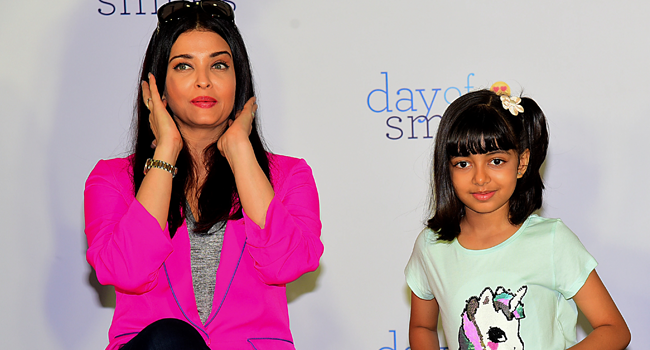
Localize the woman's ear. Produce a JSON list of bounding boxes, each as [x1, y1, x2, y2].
[[517, 149, 530, 178]]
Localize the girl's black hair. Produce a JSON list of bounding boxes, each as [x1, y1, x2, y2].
[[427, 89, 548, 241], [132, 11, 271, 237]]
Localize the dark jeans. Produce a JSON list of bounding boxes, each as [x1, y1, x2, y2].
[[120, 318, 211, 350]]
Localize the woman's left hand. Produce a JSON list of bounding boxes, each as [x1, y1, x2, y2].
[[217, 97, 257, 162], [217, 96, 273, 228]]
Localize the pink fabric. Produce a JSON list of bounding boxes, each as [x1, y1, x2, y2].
[[84, 154, 323, 350]]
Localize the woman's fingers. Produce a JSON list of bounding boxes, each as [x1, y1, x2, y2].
[[234, 97, 257, 119], [246, 97, 258, 119], [142, 73, 166, 113], [218, 97, 257, 159], [142, 73, 183, 156], [141, 80, 156, 140], [147, 73, 165, 110], [251, 102, 258, 119], [141, 80, 152, 109], [151, 95, 167, 147], [231, 97, 257, 138]]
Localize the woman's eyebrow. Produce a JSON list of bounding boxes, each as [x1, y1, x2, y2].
[[169, 53, 193, 62], [210, 51, 231, 58], [168, 51, 231, 62]]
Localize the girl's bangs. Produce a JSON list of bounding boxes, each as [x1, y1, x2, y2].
[[446, 107, 517, 158]]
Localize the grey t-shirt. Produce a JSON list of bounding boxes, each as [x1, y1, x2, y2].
[[186, 209, 226, 324]]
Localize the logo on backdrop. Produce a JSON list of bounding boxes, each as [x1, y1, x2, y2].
[[378, 330, 449, 350], [366, 72, 475, 140], [379, 330, 410, 350], [97, 0, 236, 16]]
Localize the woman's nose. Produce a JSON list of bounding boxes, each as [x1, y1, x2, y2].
[[195, 69, 212, 89]]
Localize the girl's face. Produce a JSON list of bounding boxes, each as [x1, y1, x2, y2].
[[449, 149, 529, 218], [164, 30, 236, 136]]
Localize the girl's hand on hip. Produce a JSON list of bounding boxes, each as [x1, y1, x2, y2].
[[218, 97, 257, 162], [141, 73, 183, 162]]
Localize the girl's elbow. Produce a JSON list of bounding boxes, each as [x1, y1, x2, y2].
[[594, 320, 631, 349], [618, 323, 631, 349], [609, 315, 631, 348]]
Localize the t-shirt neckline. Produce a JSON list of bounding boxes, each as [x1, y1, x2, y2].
[[452, 214, 536, 254]]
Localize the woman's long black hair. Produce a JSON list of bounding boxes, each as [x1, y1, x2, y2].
[[132, 10, 271, 237], [427, 89, 548, 241]]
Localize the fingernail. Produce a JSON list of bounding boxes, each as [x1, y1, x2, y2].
[[148, 72, 153, 78]]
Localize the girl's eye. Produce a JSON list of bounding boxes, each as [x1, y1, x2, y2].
[[213, 62, 229, 70], [174, 63, 191, 71], [491, 158, 505, 166], [454, 161, 469, 169]]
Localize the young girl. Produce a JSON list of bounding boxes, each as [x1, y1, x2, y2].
[[405, 89, 630, 350]]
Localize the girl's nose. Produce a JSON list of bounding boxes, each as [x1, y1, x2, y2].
[[473, 165, 490, 186]]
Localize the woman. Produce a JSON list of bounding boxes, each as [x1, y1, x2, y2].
[[84, 1, 323, 349]]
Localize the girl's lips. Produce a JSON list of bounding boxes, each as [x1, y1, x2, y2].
[[191, 96, 217, 108], [472, 191, 496, 201]]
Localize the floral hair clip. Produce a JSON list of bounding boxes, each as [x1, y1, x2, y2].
[[500, 95, 524, 116]]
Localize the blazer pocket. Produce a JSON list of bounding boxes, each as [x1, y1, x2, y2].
[[247, 337, 295, 350]]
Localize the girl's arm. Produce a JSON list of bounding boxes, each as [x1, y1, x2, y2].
[[569, 270, 630, 350], [409, 292, 440, 350], [218, 97, 274, 228]]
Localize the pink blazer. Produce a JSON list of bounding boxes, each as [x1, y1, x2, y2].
[[84, 154, 323, 350]]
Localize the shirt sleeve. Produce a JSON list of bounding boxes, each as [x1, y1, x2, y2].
[[84, 159, 174, 294], [405, 229, 435, 300], [552, 220, 598, 299], [242, 158, 324, 285]]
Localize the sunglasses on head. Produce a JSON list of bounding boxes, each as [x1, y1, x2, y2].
[[157, 0, 235, 26]]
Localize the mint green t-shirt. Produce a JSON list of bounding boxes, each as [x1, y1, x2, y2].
[[405, 215, 597, 350]]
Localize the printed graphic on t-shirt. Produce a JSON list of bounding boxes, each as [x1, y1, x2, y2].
[[458, 286, 527, 350]]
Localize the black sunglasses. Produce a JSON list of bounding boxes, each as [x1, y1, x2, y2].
[[157, 0, 235, 25]]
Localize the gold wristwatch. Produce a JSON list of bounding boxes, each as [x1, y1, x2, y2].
[[144, 158, 178, 178]]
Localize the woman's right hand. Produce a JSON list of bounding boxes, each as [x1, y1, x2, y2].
[[138, 73, 183, 229], [141, 73, 183, 163]]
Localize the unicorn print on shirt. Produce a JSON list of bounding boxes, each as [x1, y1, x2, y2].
[[458, 286, 527, 350]]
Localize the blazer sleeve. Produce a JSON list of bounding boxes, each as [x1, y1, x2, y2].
[[243, 158, 323, 285], [84, 159, 174, 294]]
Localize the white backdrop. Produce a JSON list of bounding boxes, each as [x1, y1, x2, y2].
[[1, 1, 648, 349]]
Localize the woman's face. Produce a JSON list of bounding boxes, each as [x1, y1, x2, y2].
[[164, 30, 236, 136]]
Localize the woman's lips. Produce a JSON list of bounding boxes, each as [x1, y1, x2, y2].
[[472, 191, 496, 201], [191, 96, 217, 108]]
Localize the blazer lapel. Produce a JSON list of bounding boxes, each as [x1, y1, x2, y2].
[[165, 223, 204, 329]]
